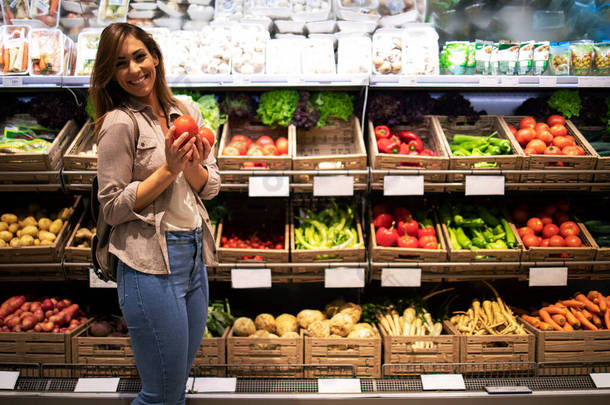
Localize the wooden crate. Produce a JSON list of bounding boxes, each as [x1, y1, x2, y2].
[[435, 115, 524, 191], [444, 320, 535, 373], [217, 120, 294, 183], [226, 325, 303, 378], [380, 322, 459, 376], [72, 325, 229, 377], [501, 117, 597, 188], [0, 194, 81, 263], [0, 119, 79, 185], [578, 220, 610, 272], [292, 117, 367, 190], [368, 117, 450, 191], [64, 210, 94, 263], [62, 120, 97, 185], [578, 126, 610, 188], [304, 333, 382, 378], [522, 320, 610, 375]]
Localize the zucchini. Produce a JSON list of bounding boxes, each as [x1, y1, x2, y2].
[[584, 220, 610, 235], [589, 142, 610, 152]]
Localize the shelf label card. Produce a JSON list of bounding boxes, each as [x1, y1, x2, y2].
[[186, 377, 194, 392], [539, 77, 557, 87], [421, 374, 466, 391], [381, 268, 421, 287], [318, 378, 361, 393], [383, 175, 424, 196], [480, 77, 500, 86], [0, 371, 19, 390], [248, 176, 289, 197], [465, 175, 505, 196], [192, 377, 237, 393], [3, 77, 23, 87], [501, 76, 519, 87], [231, 269, 272, 289], [591, 373, 610, 388], [529, 267, 568, 287], [485, 386, 532, 394], [579, 77, 607, 88], [313, 176, 354, 196], [74, 378, 120, 393], [89, 269, 117, 289], [398, 76, 416, 86], [325, 268, 365, 288]]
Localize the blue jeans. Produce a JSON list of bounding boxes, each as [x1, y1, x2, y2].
[[117, 228, 208, 405]]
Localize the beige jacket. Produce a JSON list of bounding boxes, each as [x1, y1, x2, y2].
[[97, 97, 220, 274]]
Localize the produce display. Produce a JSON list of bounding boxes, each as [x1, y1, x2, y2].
[[71, 223, 95, 248], [374, 125, 438, 157], [508, 114, 585, 158], [219, 222, 286, 259], [0, 295, 88, 333], [583, 220, 610, 248], [440, 201, 518, 251], [0, 203, 71, 248], [204, 299, 234, 338], [520, 291, 610, 331], [222, 133, 289, 160], [447, 131, 512, 159], [294, 201, 361, 251], [372, 203, 440, 249], [374, 305, 442, 343]]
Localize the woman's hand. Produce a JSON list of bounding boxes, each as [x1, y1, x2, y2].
[[164, 126, 196, 175], [185, 135, 211, 170]]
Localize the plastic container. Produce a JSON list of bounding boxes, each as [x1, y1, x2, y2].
[[74, 28, 101, 76], [28, 28, 63, 75], [163, 30, 205, 76], [62, 1, 90, 14], [231, 23, 268, 74], [275, 19, 305, 34], [1, 0, 31, 24], [402, 23, 438, 75], [532, 41, 549, 75], [152, 16, 182, 29], [130, 1, 158, 9], [292, 0, 331, 22], [337, 34, 371, 74], [97, 0, 130, 24], [30, 0, 61, 27], [247, 0, 292, 19], [214, 0, 245, 21], [156, 0, 184, 18], [301, 37, 335, 74], [334, 0, 380, 22], [378, 0, 426, 27], [0, 25, 30, 75], [61, 17, 86, 29], [549, 41, 570, 76], [372, 29, 402, 75], [199, 25, 232, 74], [305, 20, 336, 33], [337, 20, 377, 33], [187, 4, 213, 20], [593, 41, 610, 76], [311, 32, 337, 49], [266, 38, 302, 74], [127, 9, 156, 18], [570, 40, 593, 76]]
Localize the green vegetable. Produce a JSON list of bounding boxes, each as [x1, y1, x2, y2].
[[449, 132, 511, 157], [584, 220, 610, 235], [203, 299, 234, 338], [85, 96, 95, 121], [294, 201, 361, 250], [257, 90, 299, 128], [195, 95, 227, 132], [547, 90, 581, 119], [311, 91, 354, 127]]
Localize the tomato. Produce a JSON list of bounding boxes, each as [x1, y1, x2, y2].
[[256, 135, 275, 147], [393, 207, 412, 222], [540, 215, 553, 225], [559, 221, 580, 237], [229, 140, 248, 155], [397, 235, 419, 249], [518, 226, 535, 238], [553, 212, 570, 225], [523, 147, 537, 156], [549, 235, 565, 247], [519, 116, 536, 129], [547, 115, 566, 127], [418, 235, 437, 248], [372, 204, 390, 218], [508, 125, 518, 135], [173, 115, 198, 138], [564, 145, 586, 156], [544, 145, 563, 155], [376, 227, 398, 247], [522, 234, 540, 247], [275, 136, 289, 155], [516, 128, 536, 146], [247, 145, 265, 156], [549, 124, 567, 137], [540, 238, 550, 247], [526, 217, 544, 234], [512, 208, 529, 225], [261, 144, 280, 156], [552, 136, 573, 149], [242, 162, 256, 168], [542, 223, 559, 238], [565, 235, 582, 247], [231, 134, 252, 147], [536, 130, 554, 145], [526, 139, 547, 154], [223, 145, 241, 156], [535, 123, 550, 134]]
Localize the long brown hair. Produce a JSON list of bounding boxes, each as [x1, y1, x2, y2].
[[90, 23, 177, 136]]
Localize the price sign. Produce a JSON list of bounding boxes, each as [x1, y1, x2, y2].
[[590, 373, 610, 388], [421, 374, 466, 391], [579, 77, 608, 88], [485, 386, 532, 394], [539, 77, 557, 87], [0, 371, 19, 390], [529, 267, 568, 287], [501, 76, 519, 87], [192, 377, 237, 393], [383, 175, 424, 196], [318, 378, 361, 393], [186, 377, 194, 392], [324, 268, 365, 288], [465, 175, 505, 196], [3, 77, 23, 87], [74, 378, 120, 393], [313, 176, 353, 196], [248, 176, 289, 197], [89, 269, 117, 289], [479, 77, 499, 86], [398, 76, 416, 86], [231, 269, 272, 289], [381, 268, 421, 287]]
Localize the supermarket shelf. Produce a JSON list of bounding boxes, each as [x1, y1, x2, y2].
[[369, 75, 610, 88], [0, 76, 63, 88]]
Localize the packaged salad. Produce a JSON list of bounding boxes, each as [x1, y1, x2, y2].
[[549, 42, 570, 75], [98, 0, 130, 24], [593, 41, 610, 75], [1, 26, 30, 75], [570, 40, 593, 76], [498, 41, 519, 75], [532, 41, 549, 75], [474, 39, 492, 75], [466, 41, 475, 75], [441, 41, 468, 75], [30, 0, 60, 27], [517, 40, 534, 75], [29, 28, 64, 75], [75, 29, 100, 76]]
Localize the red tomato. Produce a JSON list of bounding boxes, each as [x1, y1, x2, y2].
[[535, 123, 550, 134], [508, 125, 518, 135], [261, 144, 280, 156], [540, 215, 553, 225], [256, 135, 275, 147], [397, 235, 419, 249], [229, 140, 248, 155], [393, 207, 412, 222], [516, 128, 536, 146], [541, 223, 559, 238], [198, 127, 215, 146], [553, 212, 570, 225], [246, 145, 265, 156], [540, 238, 550, 247], [230, 134, 252, 147], [552, 136, 573, 149], [376, 227, 398, 247], [550, 124, 567, 137], [512, 208, 529, 225], [418, 235, 437, 248], [223, 145, 241, 156], [523, 147, 537, 156], [547, 115, 566, 127], [374, 213, 394, 229], [526, 139, 547, 154], [563, 145, 586, 156], [536, 130, 554, 146], [275, 137, 289, 155], [518, 226, 534, 238], [544, 145, 563, 155], [559, 221, 580, 237], [565, 235, 582, 247], [522, 234, 540, 247], [526, 217, 544, 234], [549, 235, 565, 247], [173, 115, 198, 138], [519, 116, 536, 129]]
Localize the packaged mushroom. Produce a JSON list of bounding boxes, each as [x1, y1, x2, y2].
[[402, 23, 438, 75], [266, 38, 301, 74], [164, 30, 206, 76], [334, 0, 380, 22], [1, 26, 30, 75], [378, 0, 426, 27], [337, 34, 371, 74], [291, 0, 331, 22], [372, 29, 402, 75], [199, 25, 232, 74], [231, 24, 268, 74], [301, 37, 335, 74]]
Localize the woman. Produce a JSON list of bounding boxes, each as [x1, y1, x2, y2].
[[90, 23, 219, 404]]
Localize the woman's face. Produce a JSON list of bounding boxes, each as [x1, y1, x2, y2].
[[114, 34, 158, 103]]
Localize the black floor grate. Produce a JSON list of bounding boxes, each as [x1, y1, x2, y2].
[[236, 379, 318, 393], [375, 378, 424, 392], [15, 378, 48, 392], [118, 379, 141, 393]]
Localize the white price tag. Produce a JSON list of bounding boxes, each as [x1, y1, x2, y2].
[[383, 175, 424, 196], [579, 77, 608, 88], [529, 267, 568, 287], [398, 76, 416, 86], [590, 373, 610, 388], [324, 268, 365, 288], [248, 176, 289, 197], [0, 371, 19, 390], [539, 77, 557, 87], [89, 269, 117, 288], [313, 176, 353, 196], [186, 377, 194, 392], [74, 378, 120, 393], [480, 77, 499, 86], [231, 269, 271, 289], [421, 374, 466, 391], [318, 378, 361, 393], [465, 175, 505, 196], [3, 77, 23, 87], [381, 268, 421, 287], [485, 386, 532, 394], [192, 377, 237, 393], [501, 76, 519, 87]]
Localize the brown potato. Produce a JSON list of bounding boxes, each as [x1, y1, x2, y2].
[[21, 225, 38, 238], [0, 231, 12, 242], [8, 224, 19, 234], [40, 240, 53, 246], [49, 219, 63, 235], [1, 214, 17, 224], [9, 238, 20, 247], [0, 222, 8, 232], [19, 235, 34, 246], [0, 239, 6, 247], [38, 231, 56, 243], [38, 218, 52, 231], [20, 216, 37, 227]]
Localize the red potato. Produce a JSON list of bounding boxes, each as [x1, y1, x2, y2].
[[0, 296, 26, 318], [20, 302, 31, 312], [41, 298, 53, 311], [33, 324, 42, 332], [30, 302, 41, 312], [33, 310, 44, 322], [12, 325, 21, 332], [44, 310, 53, 318], [6, 316, 21, 329], [21, 315, 37, 331], [40, 321, 54, 332]]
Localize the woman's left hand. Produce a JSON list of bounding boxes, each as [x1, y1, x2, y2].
[[186, 136, 211, 169]]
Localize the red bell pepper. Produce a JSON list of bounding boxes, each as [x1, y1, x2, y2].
[[377, 138, 400, 154], [374, 125, 391, 140], [398, 131, 420, 143], [398, 143, 410, 155], [420, 148, 437, 156], [407, 138, 424, 152]]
